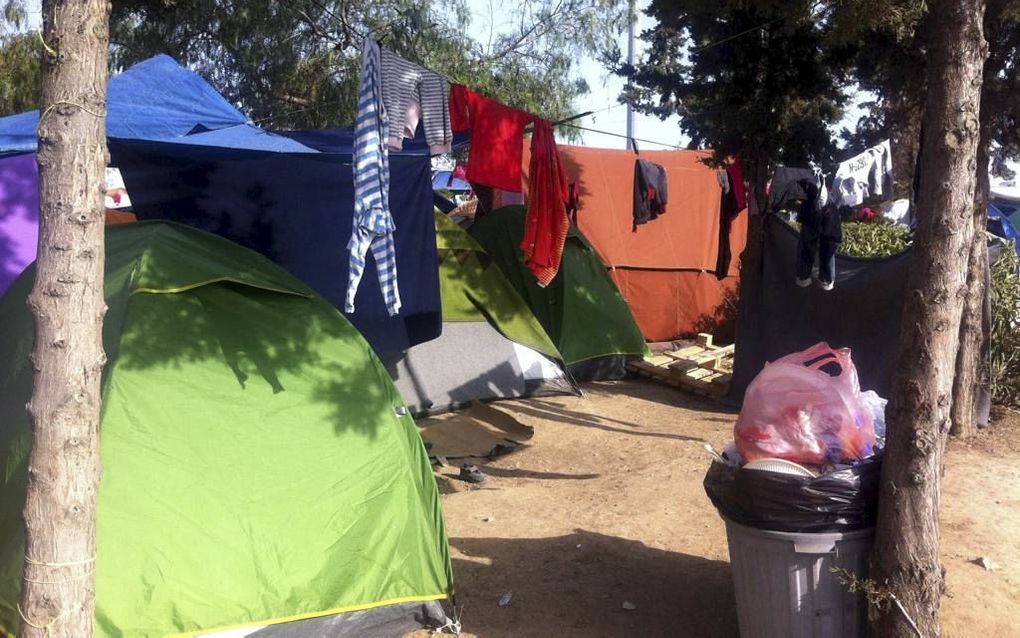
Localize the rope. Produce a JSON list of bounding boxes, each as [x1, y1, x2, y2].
[[15, 555, 96, 632], [37, 30, 56, 58], [17, 601, 67, 638], [24, 555, 96, 568], [558, 122, 681, 149]]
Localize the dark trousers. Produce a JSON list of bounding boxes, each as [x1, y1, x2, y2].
[[797, 223, 839, 285]]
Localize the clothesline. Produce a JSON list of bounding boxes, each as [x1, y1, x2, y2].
[[558, 122, 683, 149]]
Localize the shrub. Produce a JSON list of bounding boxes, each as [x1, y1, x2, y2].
[[990, 244, 1020, 408], [838, 221, 912, 258]]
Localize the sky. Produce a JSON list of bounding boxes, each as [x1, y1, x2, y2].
[[466, 0, 684, 150]]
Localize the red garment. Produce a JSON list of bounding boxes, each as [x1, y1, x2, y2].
[[521, 119, 569, 287], [726, 159, 747, 212], [449, 84, 532, 192]]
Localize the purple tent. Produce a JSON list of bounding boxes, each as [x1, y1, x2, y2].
[[0, 154, 38, 296]]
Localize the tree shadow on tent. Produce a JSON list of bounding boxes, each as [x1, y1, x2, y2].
[[691, 284, 741, 345], [110, 275, 391, 439], [449, 530, 736, 637]]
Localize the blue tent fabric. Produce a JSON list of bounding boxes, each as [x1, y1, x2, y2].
[[276, 128, 470, 156], [167, 125, 321, 154], [0, 112, 40, 156], [0, 55, 247, 155], [112, 138, 441, 356], [988, 204, 1020, 253]]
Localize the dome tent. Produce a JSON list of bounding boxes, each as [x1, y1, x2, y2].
[[387, 211, 576, 415], [467, 206, 649, 380], [0, 222, 452, 636]]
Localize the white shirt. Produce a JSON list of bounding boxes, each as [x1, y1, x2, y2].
[[831, 140, 892, 207]]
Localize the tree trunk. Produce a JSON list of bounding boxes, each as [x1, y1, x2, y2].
[[870, 0, 987, 635], [20, 1, 109, 636], [950, 141, 991, 438]]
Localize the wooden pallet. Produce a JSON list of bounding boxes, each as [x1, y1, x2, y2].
[[628, 333, 733, 397]]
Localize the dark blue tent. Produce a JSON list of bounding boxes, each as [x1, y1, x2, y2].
[[0, 55, 447, 356]]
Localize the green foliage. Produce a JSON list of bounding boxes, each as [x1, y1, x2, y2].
[[615, 0, 850, 168], [2, 0, 27, 28], [0, 32, 40, 116], [838, 221, 912, 258], [833, 0, 1020, 192], [109, 0, 626, 131], [991, 244, 1020, 407], [984, 0, 1020, 181]]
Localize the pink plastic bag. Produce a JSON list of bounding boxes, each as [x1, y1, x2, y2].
[[735, 343, 876, 465]]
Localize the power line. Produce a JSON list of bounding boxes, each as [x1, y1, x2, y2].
[[559, 122, 681, 149], [690, 16, 785, 54]]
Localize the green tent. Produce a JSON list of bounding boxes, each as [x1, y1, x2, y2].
[[0, 222, 452, 637], [467, 206, 649, 380], [434, 210, 560, 358], [387, 212, 574, 415]]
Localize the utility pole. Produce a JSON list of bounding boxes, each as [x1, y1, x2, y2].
[[625, 0, 636, 150]]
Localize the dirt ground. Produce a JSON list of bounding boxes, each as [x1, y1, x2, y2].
[[412, 379, 1020, 638]]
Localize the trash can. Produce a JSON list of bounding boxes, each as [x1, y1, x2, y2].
[[723, 516, 873, 638]]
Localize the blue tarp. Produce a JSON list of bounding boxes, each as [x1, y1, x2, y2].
[[988, 204, 1020, 254], [0, 55, 248, 154]]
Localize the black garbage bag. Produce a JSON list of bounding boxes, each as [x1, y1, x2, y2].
[[703, 454, 882, 533]]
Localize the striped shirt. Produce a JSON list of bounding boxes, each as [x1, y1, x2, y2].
[[380, 49, 452, 154], [347, 39, 402, 316]]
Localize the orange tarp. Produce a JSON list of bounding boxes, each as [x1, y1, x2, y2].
[[524, 144, 747, 341]]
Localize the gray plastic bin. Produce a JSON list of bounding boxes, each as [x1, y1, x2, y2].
[[723, 517, 874, 637]]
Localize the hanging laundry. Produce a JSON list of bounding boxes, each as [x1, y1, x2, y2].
[[831, 140, 893, 207], [449, 84, 533, 192], [767, 166, 827, 213], [521, 118, 569, 287], [633, 159, 669, 230], [347, 39, 401, 316], [715, 159, 746, 279], [379, 49, 453, 154], [795, 181, 842, 291]]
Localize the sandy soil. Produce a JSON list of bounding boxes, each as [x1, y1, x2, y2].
[[414, 379, 1020, 638]]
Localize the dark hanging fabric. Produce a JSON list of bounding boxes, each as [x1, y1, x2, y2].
[[767, 166, 819, 213], [715, 161, 747, 279], [730, 214, 994, 431], [795, 181, 842, 287], [113, 136, 442, 358], [633, 159, 668, 230]]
